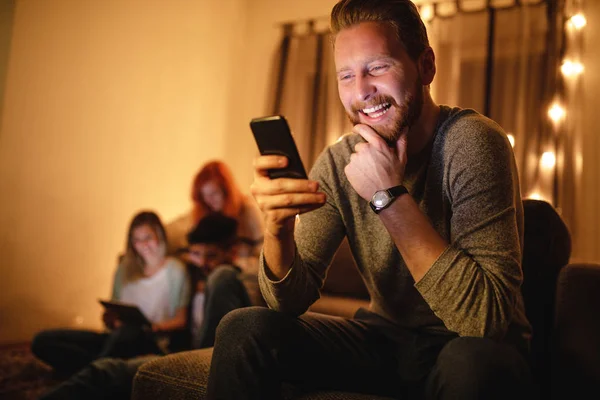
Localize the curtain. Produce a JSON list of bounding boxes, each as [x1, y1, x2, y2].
[[270, 21, 350, 170], [426, 0, 558, 202], [270, 0, 563, 208]]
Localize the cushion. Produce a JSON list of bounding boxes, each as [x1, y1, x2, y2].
[[321, 237, 369, 299], [132, 348, 394, 400], [554, 263, 600, 396]]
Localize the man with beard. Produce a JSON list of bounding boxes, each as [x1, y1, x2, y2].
[[207, 0, 532, 399]]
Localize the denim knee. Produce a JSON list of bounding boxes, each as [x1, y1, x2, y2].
[[206, 265, 240, 290], [214, 307, 287, 348], [31, 329, 59, 358], [426, 337, 531, 400]]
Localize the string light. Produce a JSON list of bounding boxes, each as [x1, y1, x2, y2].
[[420, 5, 434, 22], [561, 59, 584, 77], [568, 13, 587, 30], [540, 151, 556, 169], [548, 103, 566, 123], [506, 133, 515, 148], [527, 192, 544, 201]]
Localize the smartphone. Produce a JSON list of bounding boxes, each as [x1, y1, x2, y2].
[[250, 115, 308, 179]]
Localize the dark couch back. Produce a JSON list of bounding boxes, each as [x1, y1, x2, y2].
[[521, 199, 572, 386]]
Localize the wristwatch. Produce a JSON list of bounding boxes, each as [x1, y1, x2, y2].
[[369, 185, 409, 214]]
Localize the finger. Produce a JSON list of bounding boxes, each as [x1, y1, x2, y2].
[[352, 124, 386, 149], [251, 177, 319, 196], [257, 192, 326, 211], [267, 203, 326, 222], [253, 155, 288, 177], [354, 142, 368, 153]]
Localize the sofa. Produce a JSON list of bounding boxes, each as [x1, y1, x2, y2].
[[132, 199, 599, 399]]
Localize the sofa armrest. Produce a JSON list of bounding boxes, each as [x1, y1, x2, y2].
[[553, 263, 600, 394]]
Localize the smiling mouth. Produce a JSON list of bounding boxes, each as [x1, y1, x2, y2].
[[360, 103, 392, 119]]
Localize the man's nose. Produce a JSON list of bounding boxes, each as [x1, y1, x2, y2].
[[355, 74, 376, 102]]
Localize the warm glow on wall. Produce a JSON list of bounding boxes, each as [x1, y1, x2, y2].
[[548, 103, 566, 123], [540, 151, 556, 169], [507, 133, 515, 148], [561, 60, 584, 77], [568, 13, 587, 30]]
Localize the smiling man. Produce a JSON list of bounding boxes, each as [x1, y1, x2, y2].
[[207, 1, 532, 399]]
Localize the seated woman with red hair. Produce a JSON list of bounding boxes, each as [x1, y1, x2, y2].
[[166, 160, 264, 274]]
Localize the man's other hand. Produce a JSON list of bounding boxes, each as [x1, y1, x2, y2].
[[344, 124, 407, 201]]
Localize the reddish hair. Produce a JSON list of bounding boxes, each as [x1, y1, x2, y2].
[[191, 160, 243, 224]]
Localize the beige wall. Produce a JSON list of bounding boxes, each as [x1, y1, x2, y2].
[[0, 0, 245, 344]]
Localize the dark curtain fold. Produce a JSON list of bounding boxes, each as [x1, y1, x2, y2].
[[271, 23, 350, 171]]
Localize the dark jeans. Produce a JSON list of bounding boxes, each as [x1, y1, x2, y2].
[[31, 324, 164, 375], [193, 265, 252, 349], [39, 355, 160, 400], [207, 307, 532, 400]]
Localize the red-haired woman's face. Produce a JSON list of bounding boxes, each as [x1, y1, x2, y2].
[[201, 181, 225, 212]]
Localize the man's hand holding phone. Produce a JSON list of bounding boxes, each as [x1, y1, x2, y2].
[[250, 155, 326, 239], [249, 115, 326, 279]]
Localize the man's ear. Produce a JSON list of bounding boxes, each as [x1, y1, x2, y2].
[[418, 47, 436, 86]]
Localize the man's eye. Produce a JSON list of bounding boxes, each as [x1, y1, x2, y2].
[[370, 65, 388, 73], [339, 74, 353, 81]]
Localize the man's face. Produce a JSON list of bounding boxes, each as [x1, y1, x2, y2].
[[334, 21, 423, 145], [187, 243, 227, 271]]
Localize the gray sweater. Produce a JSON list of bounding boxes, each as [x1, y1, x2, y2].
[[259, 106, 532, 350]]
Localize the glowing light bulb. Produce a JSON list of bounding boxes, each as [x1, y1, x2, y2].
[[569, 13, 587, 30], [528, 192, 544, 201], [420, 5, 434, 22], [540, 151, 556, 169], [548, 103, 566, 123], [507, 133, 515, 148], [561, 60, 584, 77]]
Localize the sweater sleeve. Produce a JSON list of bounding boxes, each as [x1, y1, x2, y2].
[[415, 113, 524, 340], [258, 148, 347, 316]]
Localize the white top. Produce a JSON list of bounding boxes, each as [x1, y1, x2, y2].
[[190, 291, 206, 348], [120, 266, 171, 324]]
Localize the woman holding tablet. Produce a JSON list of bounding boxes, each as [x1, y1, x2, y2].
[[31, 211, 190, 375]]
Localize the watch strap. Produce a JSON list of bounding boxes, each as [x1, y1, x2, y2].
[[387, 185, 409, 199]]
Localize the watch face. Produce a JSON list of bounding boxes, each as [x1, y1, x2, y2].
[[372, 190, 391, 209]]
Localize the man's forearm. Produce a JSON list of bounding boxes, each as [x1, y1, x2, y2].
[[263, 226, 296, 280], [379, 194, 449, 283]]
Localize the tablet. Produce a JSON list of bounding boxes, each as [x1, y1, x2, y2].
[[99, 299, 152, 327]]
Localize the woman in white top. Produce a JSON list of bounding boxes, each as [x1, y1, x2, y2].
[[32, 211, 190, 375]]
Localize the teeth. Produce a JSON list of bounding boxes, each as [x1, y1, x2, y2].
[[362, 103, 389, 114], [369, 107, 390, 118]]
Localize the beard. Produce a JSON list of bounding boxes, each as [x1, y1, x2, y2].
[[346, 78, 424, 147]]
